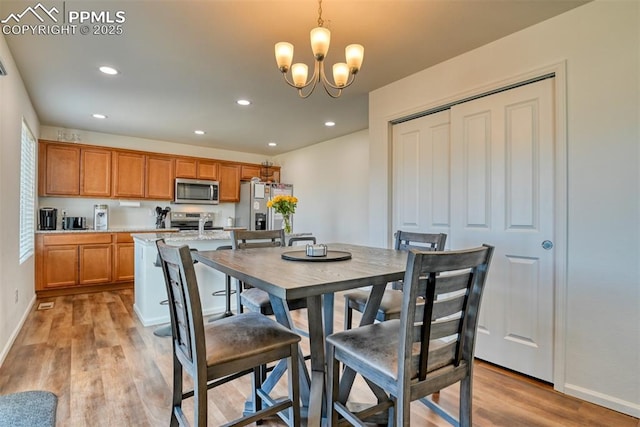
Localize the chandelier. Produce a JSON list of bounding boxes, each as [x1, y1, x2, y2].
[[274, 0, 364, 99]]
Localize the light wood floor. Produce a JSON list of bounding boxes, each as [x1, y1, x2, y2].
[[0, 289, 637, 426]]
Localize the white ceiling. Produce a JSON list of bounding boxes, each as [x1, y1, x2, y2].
[[1, 0, 589, 155]]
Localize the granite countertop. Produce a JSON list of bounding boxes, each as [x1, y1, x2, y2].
[[131, 230, 232, 243], [35, 227, 180, 234]]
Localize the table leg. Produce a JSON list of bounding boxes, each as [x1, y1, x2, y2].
[[338, 284, 387, 403], [269, 295, 311, 406], [305, 294, 324, 427]]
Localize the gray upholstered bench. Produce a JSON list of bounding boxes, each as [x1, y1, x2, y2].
[[0, 390, 57, 427]]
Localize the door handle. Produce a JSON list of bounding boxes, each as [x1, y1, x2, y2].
[[541, 240, 553, 250]]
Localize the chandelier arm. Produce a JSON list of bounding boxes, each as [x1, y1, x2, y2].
[[297, 61, 321, 98]]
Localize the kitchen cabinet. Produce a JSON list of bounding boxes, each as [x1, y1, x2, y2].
[[41, 143, 80, 195], [145, 155, 174, 200], [113, 233, 135, 282], [41, 245, 79, 288], [241, 164, 261, 181], [35, 231, 174, 296], [112, 151, 146, 198], [36, 233, 114, 293], [219, 163, 240, 202], [175, 158, 219, 180], [38, 140, 277, 202], [79, 244, 112, 284], [80, 147, 111, 197]]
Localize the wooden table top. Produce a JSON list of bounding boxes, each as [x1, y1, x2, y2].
[[193, 243, 408, 301]]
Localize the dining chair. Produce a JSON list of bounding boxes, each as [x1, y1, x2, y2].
[[343, 231, 447, 329], [231, 229, 308, 317], [156, 240, 301, 427], [327, 244, 494, 426]]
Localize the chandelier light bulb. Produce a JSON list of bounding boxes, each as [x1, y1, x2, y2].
[[345, 44, 364, 73], [291, 63, 309, 87], [332, 63, 349, 87], [310, 27, 331, 60], [275, 42, 294, 72]]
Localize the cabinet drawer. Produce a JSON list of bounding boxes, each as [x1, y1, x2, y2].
[[43, 233, 113, 246], [114, 233, 134, 243]]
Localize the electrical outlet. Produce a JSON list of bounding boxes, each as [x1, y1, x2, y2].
[[14, 289, 18, 303]]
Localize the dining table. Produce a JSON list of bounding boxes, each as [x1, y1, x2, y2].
[[193, 242, 408, 426]]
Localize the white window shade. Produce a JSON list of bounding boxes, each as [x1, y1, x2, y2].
[[19, 119, 36, 264]]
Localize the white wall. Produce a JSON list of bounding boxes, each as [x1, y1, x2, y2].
[[369, 0, 639, 417], [274, 130, 370, 245], [0, 34, 40, 364]]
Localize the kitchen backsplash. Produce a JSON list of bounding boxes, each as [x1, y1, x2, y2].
[[39, 197, 236, 230]]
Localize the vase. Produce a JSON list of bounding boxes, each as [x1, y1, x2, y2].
[[283, 214, 292, 234]]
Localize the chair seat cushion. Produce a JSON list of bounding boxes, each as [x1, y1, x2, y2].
[[327, 320, 451, 382], [241, 287, 308, 315], [344, 289, 406, 320], [205, 312, 300, 366]]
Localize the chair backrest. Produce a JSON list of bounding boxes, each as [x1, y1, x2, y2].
[[231, 229, 286, 249], [156, 240, 206, 373], [392, 231, 447, 290], [288, 236, 316, 246], [398, 245, 494, 385], [394, 230, 447, 252]]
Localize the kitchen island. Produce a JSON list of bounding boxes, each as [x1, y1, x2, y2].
[[131, 230, 233, 326], [131, 230, 316, 327]]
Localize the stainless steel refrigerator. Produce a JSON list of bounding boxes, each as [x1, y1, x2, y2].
[[235, 182, 294, 231]]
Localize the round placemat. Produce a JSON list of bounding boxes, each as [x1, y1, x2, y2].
[[281, 250, 352, 262]]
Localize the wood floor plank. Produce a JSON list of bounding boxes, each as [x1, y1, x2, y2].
[[0, 288, 636, 427]]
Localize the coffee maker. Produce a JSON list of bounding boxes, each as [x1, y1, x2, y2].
[[93, 204, 109, 231], [39, 207, 57, 230]]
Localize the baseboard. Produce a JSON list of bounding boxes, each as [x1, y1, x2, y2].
[[0, 294, 36, 367], [564, 382, 640, 418], [133, 302, 228, 327]]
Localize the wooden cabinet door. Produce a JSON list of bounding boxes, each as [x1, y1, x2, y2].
[[175, 158, 197, 178], [271, 168, 281, 183], [80, 147, 111, 197], [112, 151, 145, 198], [146, 155, 174, 200], [113, 243, 134, 282], [79, 244, 112, 285], [42, 245, 79, 288], [219, 164, 240, 202], [44, 144, 80, 195], [241, 164, 261, 180], [198, 160, 218, 180]]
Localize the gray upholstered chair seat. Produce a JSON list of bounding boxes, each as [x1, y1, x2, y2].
[[326, 320, 452, 381], [345, 288, 423, 322], [205, 312, 301, 368], [241, 287, 307, 315]]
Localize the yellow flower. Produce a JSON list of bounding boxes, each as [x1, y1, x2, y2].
[[267, 195, 298, 215]]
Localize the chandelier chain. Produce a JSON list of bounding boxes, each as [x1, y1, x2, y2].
[[317, 0, 324, 27]]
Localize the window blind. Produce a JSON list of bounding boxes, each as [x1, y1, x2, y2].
[[19, 119, 36, 264]]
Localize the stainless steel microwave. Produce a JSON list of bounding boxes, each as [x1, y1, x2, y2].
[[174, 178, 219, 204]]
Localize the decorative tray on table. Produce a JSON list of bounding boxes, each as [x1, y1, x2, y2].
[[281, 244, 352, 262]]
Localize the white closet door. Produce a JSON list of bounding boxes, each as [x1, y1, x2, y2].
[[450, 78, 555, 382], [392, 110, 451, 241]]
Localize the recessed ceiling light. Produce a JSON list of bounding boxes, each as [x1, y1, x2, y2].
[[325, 121, 336, 127], [237, 99, 251, 106], [92, 113, 107, 119], [99, 66, 118, 75], [194, 130, 206, 135], [268, 142, 277, 147]]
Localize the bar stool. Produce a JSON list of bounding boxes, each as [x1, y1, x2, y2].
[[208, 245, 236, 322]]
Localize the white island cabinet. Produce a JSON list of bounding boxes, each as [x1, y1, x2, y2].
[[131, 231, 233, 326]]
